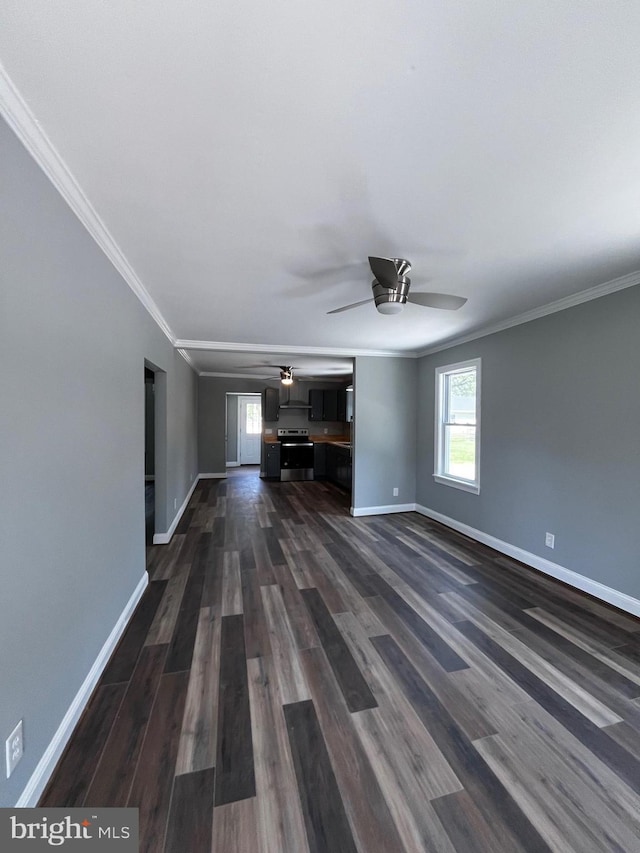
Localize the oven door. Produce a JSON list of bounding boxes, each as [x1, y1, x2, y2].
[[280, 442, 314, 481]]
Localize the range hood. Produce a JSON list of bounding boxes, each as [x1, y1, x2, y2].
[[278, 387, 311, 409]]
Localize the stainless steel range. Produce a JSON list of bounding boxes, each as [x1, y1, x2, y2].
[[278, 428, 314, 482]]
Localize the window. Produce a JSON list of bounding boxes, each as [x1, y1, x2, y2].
[[434, 358, 481, 494], [245, 401, 262, 435]]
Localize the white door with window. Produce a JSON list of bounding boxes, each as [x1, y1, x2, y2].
[[238, 396, 262, 464]]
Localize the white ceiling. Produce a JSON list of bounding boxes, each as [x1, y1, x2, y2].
[[2, 2, 640, 376]]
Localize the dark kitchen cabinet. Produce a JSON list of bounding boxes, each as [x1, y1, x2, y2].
[[264, 442, 281, 478], [313, 442, 327, 478], [308, 389, 324, 421], [308, 388, 349, 422], [326, 443, 352, 492], [263, 387, 279, 422]]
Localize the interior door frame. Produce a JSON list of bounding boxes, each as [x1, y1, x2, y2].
[[237, 393, 262, 465]]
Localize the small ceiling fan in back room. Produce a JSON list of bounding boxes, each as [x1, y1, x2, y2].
[[328, 256, 467, 316]]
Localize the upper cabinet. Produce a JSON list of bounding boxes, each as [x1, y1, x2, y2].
[[308, 388, 350, 422], [262, 387, 280, 421]]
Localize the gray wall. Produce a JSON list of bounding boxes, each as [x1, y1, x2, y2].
[[0, 117, 198, 806], [353, 356, 417, 510], [417, 284, 640, 600]]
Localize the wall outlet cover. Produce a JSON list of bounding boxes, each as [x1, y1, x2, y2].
[[6, 719, 23, 778], [545, 532, 555, 549], [393, 487, 399, 497]]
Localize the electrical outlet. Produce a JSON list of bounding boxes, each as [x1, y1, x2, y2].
[[174, 498, 177, 510], [6, 720, 23, 778], [545, 532, 555, 549], [265, 428, 273, 435], [324, 428, 328, 434], [393, 487, 399, 497]]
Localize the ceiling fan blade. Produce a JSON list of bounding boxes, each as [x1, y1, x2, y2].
[[327, 298, 373, 315], [408, 292, 467, 310], [368, 256, 399, 289]]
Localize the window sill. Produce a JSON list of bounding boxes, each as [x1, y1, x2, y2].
[[433, 474, 480, 495]]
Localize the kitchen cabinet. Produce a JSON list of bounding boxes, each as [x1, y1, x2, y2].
[[308, 388, 350, 422], [313, 442, 327, 478], [326, 443, 352, 492], [263, 387, 280, 421], [264, 442, 281, 478]]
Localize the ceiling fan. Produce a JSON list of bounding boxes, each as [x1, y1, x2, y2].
[[328, 256, 467, 316], [251, 365, 304, 384]]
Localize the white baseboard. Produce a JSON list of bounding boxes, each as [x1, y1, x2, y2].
[[153, 476, 201, 544], [351, 503, 417, 517], [225, 461, 240, 468], [16, 572, 149, 807], [415, 504, 640, 619], [199, 473, 228, 479]]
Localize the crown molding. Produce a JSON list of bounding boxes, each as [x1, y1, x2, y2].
[[417, 269, 640, 358], [0, 62, 176, 345], [176, 348, 197, 370], [174, 339, 416, 358], [199, 371, 280, 380]]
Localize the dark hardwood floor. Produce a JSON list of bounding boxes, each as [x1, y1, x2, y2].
[[41, 469, 640, 851]]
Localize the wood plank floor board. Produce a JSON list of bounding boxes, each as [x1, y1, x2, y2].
[[127, 670, 189, 853], [491, 699, 640, 840], [85, 644, 168, 807], [299, 646, 406, 853], [145, 565, 190, 647], [40, 470, 640, 852], [175, 606, 220, 776], [165, 768, 215, 853], [39, 682, 127, 807], [102, 580, 167, 684], [214, 613, 255, 806], [300, 587, 378, 713], [335, 611, 464, 801], [221, 550, 243, 616], [456, 619, 640, 796], [525, 607, 640, 686], [431, 790, 512, 853], [283, 699, 359, 853], [447, 593, 623, 727], [241, 564, 270, 659], [367, 594, 508, 739], [212, 797, 259, 853], [270, 562, 321, 651], [247, 656, 311, 853], [303, 544, 387, 636], [367, 574, 470, 673], [370, 634, 551, 853], [261, 583, 311, 704]]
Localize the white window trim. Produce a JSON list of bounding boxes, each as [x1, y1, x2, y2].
[[433, 357, 481, 495]]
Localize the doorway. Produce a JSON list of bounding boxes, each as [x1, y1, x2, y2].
[[144, 366, 155, 545], [238, 395, 262, 465]]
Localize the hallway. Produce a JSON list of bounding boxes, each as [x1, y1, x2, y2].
[[41, 469, 640, 851]]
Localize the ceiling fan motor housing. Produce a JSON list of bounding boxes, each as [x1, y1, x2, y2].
[[372, 276, 410, 314]]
